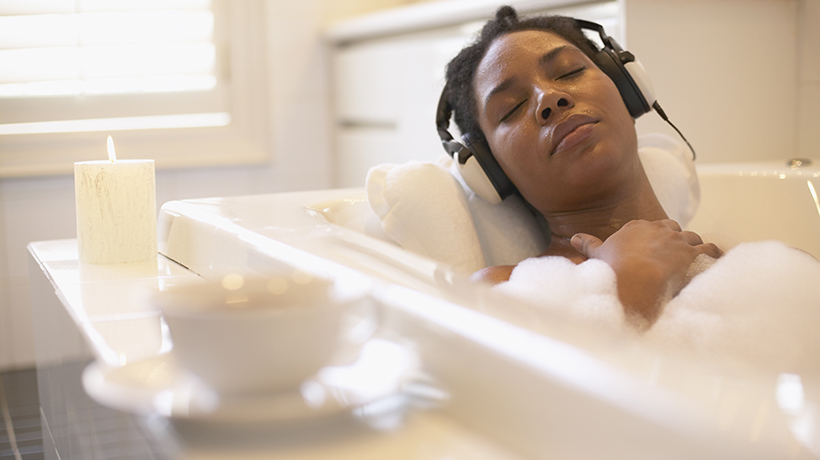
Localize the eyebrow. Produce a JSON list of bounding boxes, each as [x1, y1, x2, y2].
[[482, 45, 569, 112]]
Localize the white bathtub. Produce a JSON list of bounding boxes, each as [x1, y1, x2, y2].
[[687, 159, 820, 259], [157, 160, 820, 459]]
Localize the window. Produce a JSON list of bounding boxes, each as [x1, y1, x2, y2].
[[0, 0, 269, 176]]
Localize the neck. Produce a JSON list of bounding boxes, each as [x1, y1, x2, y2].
[[544, 174, 668, 242]]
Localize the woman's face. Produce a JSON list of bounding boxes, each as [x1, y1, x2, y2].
[[473, 29, 639, 214]]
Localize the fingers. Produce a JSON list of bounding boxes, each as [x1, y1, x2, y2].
[[670, 225, 724, 258], [659, 219, 682, 232], [680, 230, 704, 246], [668, 224, 724, 258], [574, 220, 724, 260], [570, 233, 603, 257], [698, 242, 724, 258], [626, 220, 703, 246], [674, 227, 723, 258]]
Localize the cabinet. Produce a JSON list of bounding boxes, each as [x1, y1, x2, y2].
[[326, 0, 621, 187]]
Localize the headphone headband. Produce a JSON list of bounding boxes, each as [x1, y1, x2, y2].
[[574, 19, 621, 51]]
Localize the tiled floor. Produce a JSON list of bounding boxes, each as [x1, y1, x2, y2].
[[0, 368, 44, 460], [0, 366, 164, 460]]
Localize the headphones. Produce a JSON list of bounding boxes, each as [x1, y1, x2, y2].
[[436, 19, 692, 204]]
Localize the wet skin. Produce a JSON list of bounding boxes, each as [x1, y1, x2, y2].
[[470, 30, 722, 326], [473, 30, 642, 219]]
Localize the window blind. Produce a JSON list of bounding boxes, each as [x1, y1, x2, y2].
[[0, 1, 269, 177], [0, 0, 227, 134]]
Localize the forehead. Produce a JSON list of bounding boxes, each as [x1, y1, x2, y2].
[[476, 29, 577, 80]]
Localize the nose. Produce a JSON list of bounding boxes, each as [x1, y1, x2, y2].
[[537, 89, 573, 123]]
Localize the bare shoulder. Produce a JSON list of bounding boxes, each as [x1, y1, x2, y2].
[[469, 264, 516, 285]]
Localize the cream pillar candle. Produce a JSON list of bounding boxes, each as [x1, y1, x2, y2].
[[74, 137, 157, 264]]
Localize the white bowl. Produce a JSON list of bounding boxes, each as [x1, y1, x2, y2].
[[153, 272, 372, 395]]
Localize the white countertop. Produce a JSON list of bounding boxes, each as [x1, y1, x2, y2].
[[27, 239, 532, 460], [28, 239, 203, 368]]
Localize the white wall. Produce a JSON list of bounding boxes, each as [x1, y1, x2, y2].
[[0, 0, 415, 370], [628, 0, 799, 163], [797, 0, 820, 159], [329, 0, 809, 189]]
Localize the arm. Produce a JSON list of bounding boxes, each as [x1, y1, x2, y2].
[[571, 219, 722, 328], [470, 264, 515, 284]]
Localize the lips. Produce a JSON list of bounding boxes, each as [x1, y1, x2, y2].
[[549, 114, 598, 155]]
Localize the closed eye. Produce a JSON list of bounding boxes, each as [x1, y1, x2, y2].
[[500, 100, 527, 122], [558, 66, 585, 79]]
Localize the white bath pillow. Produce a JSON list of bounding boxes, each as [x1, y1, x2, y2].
[[440, 155, 550, 267], [366, 161, 487, 273], [638, 133, 700, 228], [365, 133, 697, 272]]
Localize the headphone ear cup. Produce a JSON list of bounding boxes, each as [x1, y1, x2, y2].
[[458, 134, 517, 204], [455, 150, 504, 204], [594, 48, 654, 118], [436, 82, 517, 203], [623, 58, 656, 108]]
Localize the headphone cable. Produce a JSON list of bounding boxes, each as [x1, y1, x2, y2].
[[652, 101, 696, 161]]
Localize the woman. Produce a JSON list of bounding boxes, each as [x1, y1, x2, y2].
[[443, 6, 722, 326]]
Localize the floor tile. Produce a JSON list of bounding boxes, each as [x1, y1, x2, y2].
[[0, 367, 41, 460]]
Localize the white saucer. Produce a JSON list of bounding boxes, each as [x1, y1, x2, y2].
[[83, 339, 420, 424]]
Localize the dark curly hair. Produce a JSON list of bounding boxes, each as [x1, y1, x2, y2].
[[443, 6, 600, 145]]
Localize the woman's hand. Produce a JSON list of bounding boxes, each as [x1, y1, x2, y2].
[[571, 219, 723, 327]]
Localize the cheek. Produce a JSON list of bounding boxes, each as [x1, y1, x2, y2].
[[599, 78, 634, 126], [491, 135, 560, 209], [490, 127, 541, 184], [589, 76, 638, 148]]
